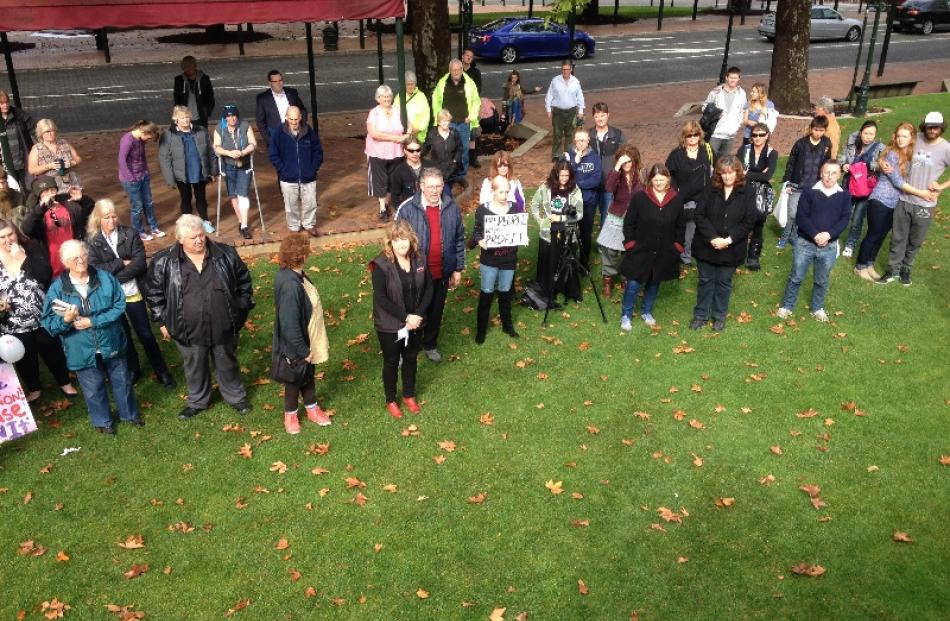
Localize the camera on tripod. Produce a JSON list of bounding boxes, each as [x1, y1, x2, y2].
[[550, 196, 578, 223]]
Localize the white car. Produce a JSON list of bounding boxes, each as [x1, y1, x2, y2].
[[759, 7, 863, 42]]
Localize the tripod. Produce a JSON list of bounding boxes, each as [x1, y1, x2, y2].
[[542, 223, 607, 325]]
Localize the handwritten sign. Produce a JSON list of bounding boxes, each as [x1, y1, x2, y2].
[[0, 362, 37, 444], [484, 213, 529, 249]]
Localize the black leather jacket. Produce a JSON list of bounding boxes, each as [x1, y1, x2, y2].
[[145, 239, 254, 340]]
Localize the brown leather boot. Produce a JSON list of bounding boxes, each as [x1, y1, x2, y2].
[[602, 276, 612, 298]]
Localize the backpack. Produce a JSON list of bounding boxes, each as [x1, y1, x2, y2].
[[847, 161, 878, 198], [520, 281, 549, 310]]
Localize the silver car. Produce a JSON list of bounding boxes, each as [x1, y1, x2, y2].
[[759, 7, 863, 42]]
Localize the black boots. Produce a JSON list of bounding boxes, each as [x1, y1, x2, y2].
[[476, 290, 520, 344], [746, 239, 763, 271], [498, 290, 519, 338], [475, 291, 493, 344]]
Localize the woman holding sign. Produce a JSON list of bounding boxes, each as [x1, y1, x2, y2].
[[468, 175, 523, 344]]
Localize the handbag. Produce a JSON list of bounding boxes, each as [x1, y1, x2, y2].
[[847, 160, 878, 198], [271, 351, 312, 385], [699, 103, 722, 140], [751, 180, 775, 216]]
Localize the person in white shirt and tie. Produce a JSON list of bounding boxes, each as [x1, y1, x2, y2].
[[255, 70, 308, 141]]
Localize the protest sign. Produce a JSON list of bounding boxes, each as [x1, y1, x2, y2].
[[483, 213, 529, 249], [0, 362, 37, 444]]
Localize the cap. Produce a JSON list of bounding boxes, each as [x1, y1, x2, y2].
[[923, 111, 945, 127], [31, 175, 58, 195], [223, 104, 239, 117]]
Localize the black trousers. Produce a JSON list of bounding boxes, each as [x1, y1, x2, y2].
[[283, 376, 316, 411], [176, 180, 209, 220], [377, 330, 420, 403], [122, 299, 171, 379], [422, 277, 449, 351], [14, 327, 71, 392]]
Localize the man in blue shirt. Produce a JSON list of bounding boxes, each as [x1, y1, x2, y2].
[[545, 60, 585, 162]]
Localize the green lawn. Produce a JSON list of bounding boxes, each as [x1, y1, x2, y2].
[[2, 94, 948, 620]]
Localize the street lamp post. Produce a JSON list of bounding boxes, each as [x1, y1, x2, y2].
[[854, 0, 883, 116], [718, 2, 736, 84]]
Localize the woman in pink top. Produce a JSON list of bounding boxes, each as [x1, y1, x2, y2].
[[365, 85, 410, 221]]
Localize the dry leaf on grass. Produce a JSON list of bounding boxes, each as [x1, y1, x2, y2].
[[893, 531, 915, 543], [577, 579, 589, 595], [545, 480, 564, 495], [117, 534, 144, 549], [122, 563, 149, 579], [790, 563, 825, 577]]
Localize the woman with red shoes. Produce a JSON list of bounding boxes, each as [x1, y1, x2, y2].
[[272, 233, 332, 434], [370, 220, 432, 419]]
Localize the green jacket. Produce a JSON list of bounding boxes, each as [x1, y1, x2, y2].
[[430, 72, 480, 131], [530, 183, 584, 243], [395, 89, 432, 142]]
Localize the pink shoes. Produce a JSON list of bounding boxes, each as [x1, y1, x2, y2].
[[284, 411, 301, 435], [401, 397, 421, 414], [386, 402, 403, 419], [305, 404, 332, 426]]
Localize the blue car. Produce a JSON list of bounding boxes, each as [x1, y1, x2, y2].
[[469, 17, 596, 64]]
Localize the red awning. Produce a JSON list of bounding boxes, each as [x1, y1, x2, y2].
[[0, 0, 406, 31]]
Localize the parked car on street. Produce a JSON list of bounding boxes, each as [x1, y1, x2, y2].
[[894, 0, 950, 35], [469, 17, 596, 64], [758, 7, 863, 42]]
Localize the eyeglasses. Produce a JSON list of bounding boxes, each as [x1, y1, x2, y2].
[[405, 147, 421, 153], [497, 163, 510, 168], [686, 133, 701, 138], [751, 133, 768, 138]]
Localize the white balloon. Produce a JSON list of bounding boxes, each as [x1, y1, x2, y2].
[[0, 334, 25, 364]]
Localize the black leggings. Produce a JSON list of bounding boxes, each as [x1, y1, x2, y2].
[[283, 377, 316, 412], [14, 327, 71, 392], [377, 329, 420, 403]]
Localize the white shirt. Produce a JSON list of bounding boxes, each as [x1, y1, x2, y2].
[[272, 90, 290, 123], [545, 75, 584, 114], [811, 180, 843, 197]]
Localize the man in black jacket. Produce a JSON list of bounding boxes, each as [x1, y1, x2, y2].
[[255, 70, 308, 140], [778, 115, 832, 249], [0, 90, 35, 189], [172, 56, 215, 127], [146, 214, 254, 419]]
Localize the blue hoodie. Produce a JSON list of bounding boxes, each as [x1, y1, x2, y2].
[[568, 148, 602, 202]]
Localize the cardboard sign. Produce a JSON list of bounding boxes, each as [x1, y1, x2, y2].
[[484, 213, 529, 249], [0, 362, 37, 444]]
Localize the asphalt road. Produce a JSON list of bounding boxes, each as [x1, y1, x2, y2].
[[8, 27, 949, 133]]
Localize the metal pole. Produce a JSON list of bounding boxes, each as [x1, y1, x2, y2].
[[305, 23, 319, 132], [614, 0, 620, 24], [855, 2, 882, 116], [359, 19, 365, 50], [237, 23, 245, 56], [658, 0, 665, 31], [529, 0, 535, 19], [692, 0, 700, 21], [377, 20, 384, 85], [396, 18, 407, 129], [101, 30, 111, 63], [457, 0, 464, 57], [740, 0, 747, 26], [877, 0, 895, 76], [834, 0, 839, 10], [848, 9, 870, 112], [0, 33, 20, 108], [719, 8, 735, 84]]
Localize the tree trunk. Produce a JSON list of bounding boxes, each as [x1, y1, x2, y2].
[[768, 0, 811, 114], [408, 0, 452, 96]]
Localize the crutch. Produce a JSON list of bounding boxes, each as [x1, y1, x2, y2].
[[248, 153, 266, 234], [215, 156, 223, 236]]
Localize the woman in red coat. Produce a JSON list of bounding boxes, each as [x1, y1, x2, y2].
[[619, 164, 686, 331]]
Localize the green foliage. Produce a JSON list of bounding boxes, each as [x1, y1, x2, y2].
[[0, 95, 947, 620]]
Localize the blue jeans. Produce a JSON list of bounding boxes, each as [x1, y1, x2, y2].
[[450, 121, 471, 177], [693, 260, 736, 321], [597, 190, 613, 227], [479, 264, 514, 293], [506, 100, 524, 124], [121, 174, 159, 235], [844, 198, 869, 250], [621, 279, 660, 318], [75, 354, 140, 428], [782, 238, 837, 312]]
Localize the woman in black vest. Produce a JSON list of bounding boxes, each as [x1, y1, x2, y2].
[[690, 155, 757, 332], [370, 220, 432, 419]]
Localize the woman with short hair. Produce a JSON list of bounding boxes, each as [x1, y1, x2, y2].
[[736, 122, 778, 271], [422, 109, 463, 189], [273, 232, 331, 434], [41, 239, 140, 435], [690, 155, 757, 332], [370, 221, 432, 419], [158, 106, 216, 234], [213, 104, 257, 239], [366, 84, 410, 221], [27, 118, 83, 194], [86, 199, 175, 388]]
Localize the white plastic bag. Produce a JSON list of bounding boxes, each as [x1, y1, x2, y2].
[[774, 182, 789, 228]]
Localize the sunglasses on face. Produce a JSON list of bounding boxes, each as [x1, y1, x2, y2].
[[405, 147, 421, 153], [752, 133, 768, 138], [686, 133, 701, 138]]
